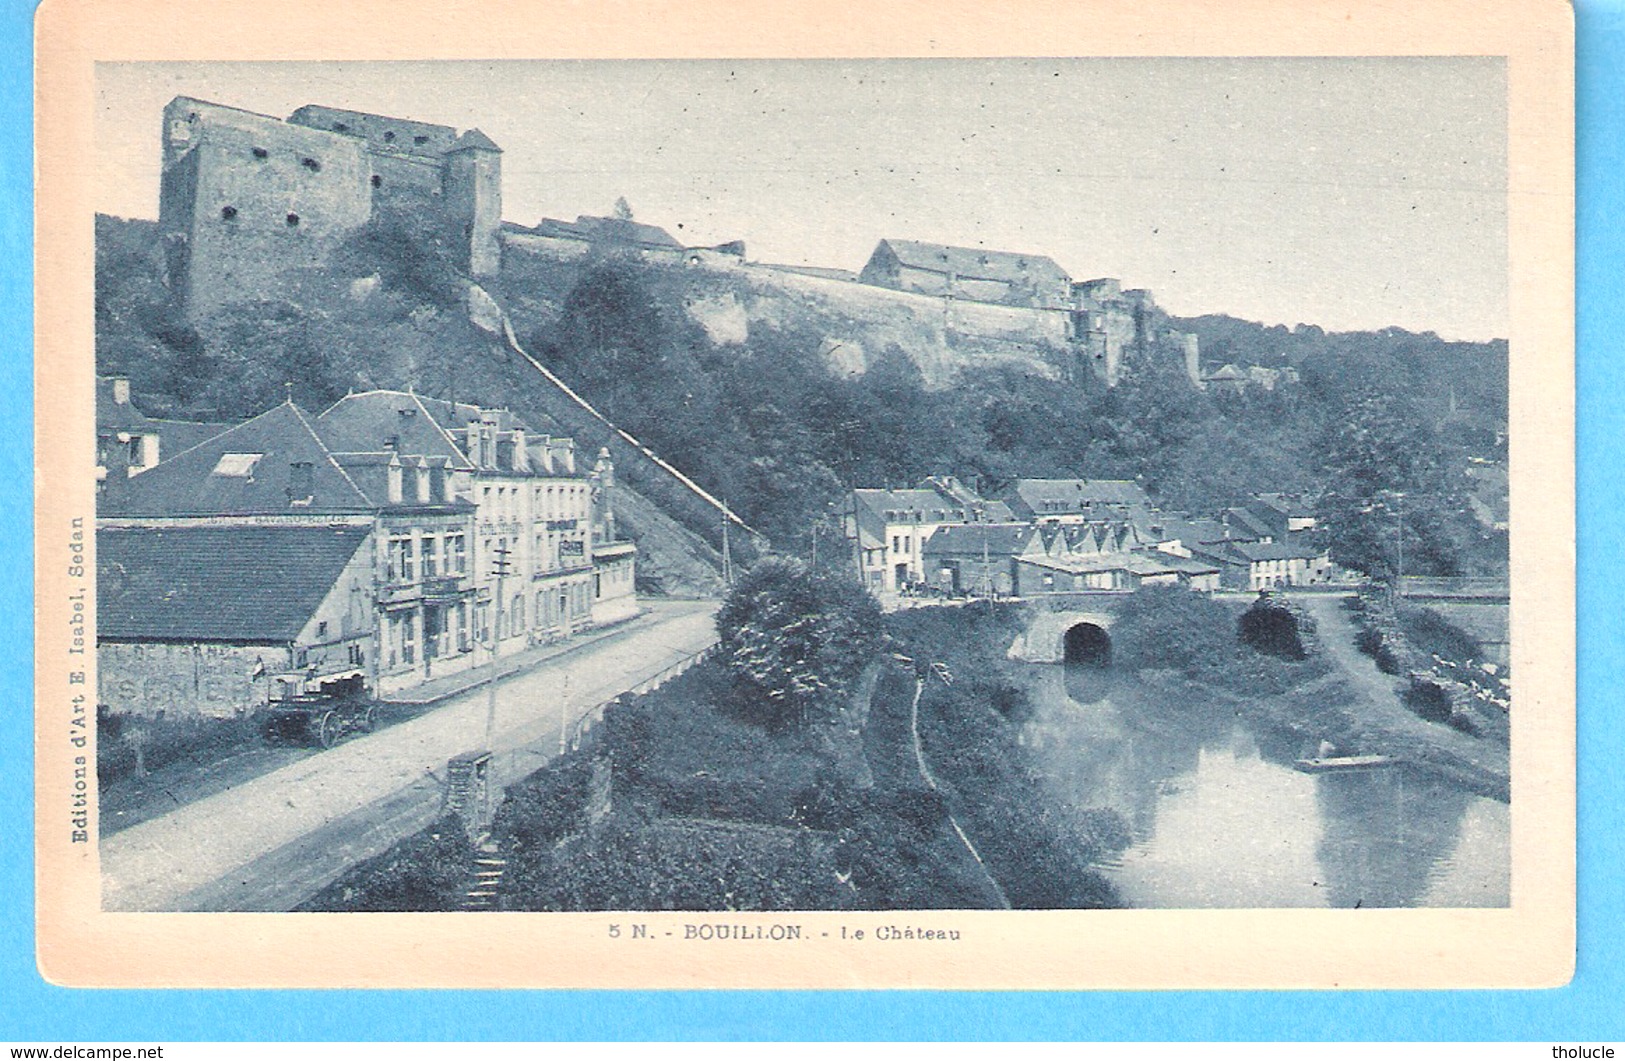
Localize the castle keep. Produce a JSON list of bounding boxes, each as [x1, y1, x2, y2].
[[159, 97, 502, 314]]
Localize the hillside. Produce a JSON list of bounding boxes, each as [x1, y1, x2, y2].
[[95, 211, 1510, 577]]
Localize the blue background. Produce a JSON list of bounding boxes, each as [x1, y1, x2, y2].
[[0, 0, 1616, 1041]]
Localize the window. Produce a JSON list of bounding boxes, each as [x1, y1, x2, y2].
[[414, 134, 429, 145], [286, 213, 300, 227], [220, 205, 237, 220], [371, 174, 383, 188], [387, 536, 415, 583], [422, 536, 441, 578], [400, 613, 415, 664], [211, 452, 262, 478], [333, 122, 350, 133], [251, 146, 267, 159], [383, 131, 396, 142], [445, 533, 466, 575]]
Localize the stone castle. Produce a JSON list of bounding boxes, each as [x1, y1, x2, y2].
[[155, 96, 1198, 388], [159, 97, 502, 315]]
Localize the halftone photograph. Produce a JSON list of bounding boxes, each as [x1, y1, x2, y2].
[[32, 0, 1575, 992]]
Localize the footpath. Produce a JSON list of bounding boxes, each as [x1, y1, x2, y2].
[[1295, 593, 1509, 799]]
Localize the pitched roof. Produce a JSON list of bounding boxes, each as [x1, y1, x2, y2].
[[102, 402, 376, 517], [534, 215, 684, 249], [411, 394, 538, 435], [148, 418, 235, 457], [318, 391, 476, 470], [449, 128, 502, 153], [874, 239, 1071, 287], [1203, 364, 1248, 381], [921, 523, 1038, 557], [850, 487, 966, 524], [96, 378, 157, 435], [1001, 478, 1151, 515], [1223, 506, 1274, 539], [98, 524, 370, 642]]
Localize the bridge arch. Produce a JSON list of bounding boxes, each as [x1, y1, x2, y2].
[[1009, 608, 1118, 663], [1063, 622, 1112, 667]]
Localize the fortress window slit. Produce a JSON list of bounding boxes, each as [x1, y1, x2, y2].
[[371, 175, 383, 188], [251, 147, 268, 159], [301, 157, 321, 172], [220, 206, 237, 221], [286, 213, 300, 227]]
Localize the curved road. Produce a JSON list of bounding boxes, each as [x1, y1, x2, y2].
[[101, 600, 719, 912]]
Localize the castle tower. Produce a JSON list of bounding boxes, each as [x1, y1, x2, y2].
[[443, 129, 503, 278]]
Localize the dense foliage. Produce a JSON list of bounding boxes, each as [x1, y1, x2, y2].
[[714, 557, 883, 727], [96, 216, 1509, 578]]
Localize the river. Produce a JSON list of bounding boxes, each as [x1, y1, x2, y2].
[[1017, 663, 1510, 908]]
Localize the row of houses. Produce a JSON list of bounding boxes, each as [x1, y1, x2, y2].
[[843, 477, 1335, 597], [95, 382, 637, 720]]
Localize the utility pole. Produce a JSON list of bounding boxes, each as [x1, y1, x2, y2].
[[484, 542, 512, 750], [557, 671, 572, 757], [1395, 491, 1406, 603], [721, 500, 734, 586]]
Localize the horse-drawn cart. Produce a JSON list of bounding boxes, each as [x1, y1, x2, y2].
[[261, 693, 379, 749]]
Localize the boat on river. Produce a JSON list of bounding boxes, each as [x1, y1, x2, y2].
[[1292, 754, 1396, 774]]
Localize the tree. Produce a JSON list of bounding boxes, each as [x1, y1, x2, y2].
[[714, 557, 883, 728], [1312, 387, 1463, 577], [612, 196, 635, 221]]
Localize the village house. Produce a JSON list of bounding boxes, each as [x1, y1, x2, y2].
[[995, 478, 1153, 524], [1191, 537, 1334, 592], [844, 485, 977, 593], [318, 390, 636, 654], [95, 376, 231, 495], [96, 398, 481, 713], [1013, 551, 1220, 595], [919, 523, 1044, 596], [98, 524, 377, 718]]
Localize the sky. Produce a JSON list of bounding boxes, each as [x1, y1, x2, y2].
[[95, 58, 1508, 340]]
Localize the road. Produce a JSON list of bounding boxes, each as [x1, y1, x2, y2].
[[100, 599, 719, 912]]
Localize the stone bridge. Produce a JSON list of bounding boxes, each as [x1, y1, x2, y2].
[[1007, 596, 1129, 664]]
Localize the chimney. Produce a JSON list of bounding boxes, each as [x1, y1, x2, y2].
[[288, 461, 315, 505], [112, 378, 131, 405]]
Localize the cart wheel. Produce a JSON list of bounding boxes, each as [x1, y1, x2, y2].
[[317, 710, 339, 749], [360, 706, 377, 733]]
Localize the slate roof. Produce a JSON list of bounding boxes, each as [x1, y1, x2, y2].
[[850, 488, 967, 524], [999, 478, 1151, 517], [149, 418, 235, 457], [534, 215, 684, 249], [921, 523, 1038, 557], [98, 524, 370, 643], [318, 391, 476, 470], [96, 378, 157, 435], [872, 239, 1071, 288], [1229, 539, 1327, 562], [449, 128, 502, 153], [1223, 506, 1275, 540], [102, 402, 376, 517]]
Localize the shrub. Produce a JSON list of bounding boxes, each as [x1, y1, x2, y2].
[[715, 556, 883, 728]]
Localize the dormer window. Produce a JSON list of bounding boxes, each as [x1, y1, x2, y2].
[[212, 453, 262, 478]]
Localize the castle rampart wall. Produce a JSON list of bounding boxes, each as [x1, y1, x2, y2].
[[162, 98, 373, 313]]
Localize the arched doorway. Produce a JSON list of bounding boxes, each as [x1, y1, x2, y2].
[[1063, 622, 1112, 667]]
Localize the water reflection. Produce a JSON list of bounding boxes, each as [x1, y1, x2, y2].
[[1017, 662, 1509, 908]]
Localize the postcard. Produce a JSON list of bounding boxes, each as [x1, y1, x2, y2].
[[34, 0, 1574, 988]]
